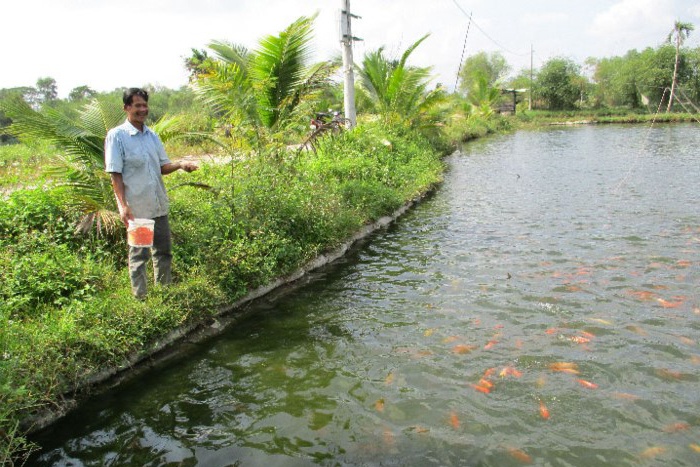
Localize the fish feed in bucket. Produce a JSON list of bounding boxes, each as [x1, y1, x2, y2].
[[127, 218, 155, 248]]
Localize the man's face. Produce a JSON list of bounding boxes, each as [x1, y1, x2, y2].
[[125, 95, 149, 127]]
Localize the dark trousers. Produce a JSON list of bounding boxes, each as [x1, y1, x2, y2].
[[128, 215, 172, 298]]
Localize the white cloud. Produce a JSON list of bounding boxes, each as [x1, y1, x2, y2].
[[522, 12, 568, 26], [588, 0, 676, 51]]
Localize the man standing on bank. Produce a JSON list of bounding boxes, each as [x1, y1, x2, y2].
[[105, 88, 198, 299]]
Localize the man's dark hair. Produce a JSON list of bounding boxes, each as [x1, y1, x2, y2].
[[123, 88, 149, 106]]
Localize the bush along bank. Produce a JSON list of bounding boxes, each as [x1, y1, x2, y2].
[[0, 121, 445, 463]]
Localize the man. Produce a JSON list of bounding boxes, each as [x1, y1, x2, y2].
[[105, 88, 198, 298]]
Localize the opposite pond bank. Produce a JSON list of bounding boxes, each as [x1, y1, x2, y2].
[[1, 121, 456, 464]]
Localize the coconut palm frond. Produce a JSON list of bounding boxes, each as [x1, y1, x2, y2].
[[356, 36, 438, 126], [252, 15, 317, 128], [78, 98, 124, 140], [209, 41, 250, 71], [75, 208, 122, 236]]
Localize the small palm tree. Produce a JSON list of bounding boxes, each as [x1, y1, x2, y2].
[[666, 20, 694, 112], [193, 15, 336, 154], [355, 34, 444, 127], [467, 72, 501, 117]]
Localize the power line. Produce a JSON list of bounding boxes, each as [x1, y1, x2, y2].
[[450, 0, 529, 57], [454, 11, 472, 91]]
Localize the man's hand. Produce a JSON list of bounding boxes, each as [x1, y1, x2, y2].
[[119, 205, 134, 227], [180, 161, 198, 173], [161, 161, 199, 175]]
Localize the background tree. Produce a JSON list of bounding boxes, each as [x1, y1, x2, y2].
[[535, 57, 583, 110], [68, 85, 97, 102], [36, 77, 58, 103], [458, 51, 510, 95], [184, 48, 214, 82], [667, 21, 694, 111]]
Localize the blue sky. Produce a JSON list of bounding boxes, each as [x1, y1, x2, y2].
[[3, 0, 699, 96]]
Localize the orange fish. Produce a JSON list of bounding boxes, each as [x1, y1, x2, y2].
[[539, 401, 550, 420], [628, 290, 656, 301], [507, 447, 533, 464], [577, 379, 598, 389], [375, 398, 385, 412], [639, 446, 666, 459], [657, 298, 683, 308], [569, 336, 590, 344], [676, 260, 692, 268], [545, 327, 559, 335], [549, 362, 579, 373], [470, 383, 491, 394], [655, 368, 684, 380], [580, 331, 596, 339], [484, 339, 498, 350], [677, 336, 695, 346], [442, 336, 460, 343], [499, 367, 523, 378], [450, 411, 460, 429], [385, 372, 395, 386], [662, 422, 690, 433], [689, 443, 700, 453], [478, 378, 494, 389], [452, 344, 477, 354]]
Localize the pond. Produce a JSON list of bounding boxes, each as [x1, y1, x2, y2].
[[32, 124, 700, 466]]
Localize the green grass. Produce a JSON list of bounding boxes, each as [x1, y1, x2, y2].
[[0, 140, 53, 191]]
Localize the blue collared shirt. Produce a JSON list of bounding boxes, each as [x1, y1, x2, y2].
[[104, 119, 171, 218]]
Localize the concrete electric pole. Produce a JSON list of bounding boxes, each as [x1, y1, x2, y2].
[[340, 0, 359, 128]]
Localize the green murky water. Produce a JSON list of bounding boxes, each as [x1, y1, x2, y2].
[[33, 124, 700, 466]]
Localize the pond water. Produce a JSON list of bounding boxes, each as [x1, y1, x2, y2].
[[33, 124, 699, 466]]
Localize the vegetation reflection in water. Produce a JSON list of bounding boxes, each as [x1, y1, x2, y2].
[[33, 124, 699, 466]]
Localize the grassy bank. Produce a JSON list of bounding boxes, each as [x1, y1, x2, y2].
[[513, 108, 699, 127], [0, 121, 446, 463]]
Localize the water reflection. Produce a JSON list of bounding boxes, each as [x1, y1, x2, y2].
[[34, 124, 700, 466]]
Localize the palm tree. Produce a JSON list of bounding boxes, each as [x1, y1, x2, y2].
[[355, 34, 444, 128], [0, 98, 192, 235], [666, 20, 694, 112], [467, 72, 501, 117], [192, 15, 336, 154]]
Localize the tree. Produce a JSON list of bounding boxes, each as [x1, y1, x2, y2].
[[666, 21, 694, 111], [184, 48, 213, 82], [36, 77, 58, 103], [535, 57, 583, 110], [68, 85, 97, 102], [193, 15, 336, 153], [458, 51, 510, 95], [355, 34, 445, 127]]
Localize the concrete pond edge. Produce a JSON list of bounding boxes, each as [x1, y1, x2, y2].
[[22, 172, 447, 436]]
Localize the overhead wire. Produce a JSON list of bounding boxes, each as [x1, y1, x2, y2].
[[454, 11, 472, 91], [450, 0, 529, 57]]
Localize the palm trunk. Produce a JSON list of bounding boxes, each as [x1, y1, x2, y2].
[[667, 33, 680, 112]]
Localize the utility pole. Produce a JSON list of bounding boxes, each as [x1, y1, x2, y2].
[[529, 44, 533, 111], [340, 0, 359, 128]]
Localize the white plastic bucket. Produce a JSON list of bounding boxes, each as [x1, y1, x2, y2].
[[127, 218, 155, 248]]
